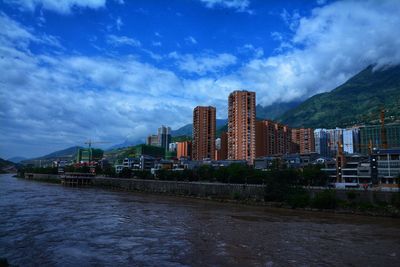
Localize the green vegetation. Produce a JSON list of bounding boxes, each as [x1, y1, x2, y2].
[[278, 65, 400, 128], [171, 135, 192, 142], [311, 190, 337, 209], [0, 258, 9, 267], [171, 119, 227, 137], [216, 124, 228, 137], [0, 158, 19, 173], [104, 144, 165, 162], [256, 101, 302, 120]]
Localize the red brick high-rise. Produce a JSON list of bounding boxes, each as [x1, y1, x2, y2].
[[192, 106, 216, 160], [291, 128, 315, 154], [215, 132, 228, 160], [176, 141, 192, 159], [228, 90, 256, 163], [255, 120, 291, 157]]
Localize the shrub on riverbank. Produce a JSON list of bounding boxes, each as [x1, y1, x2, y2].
[[311, 190, 337, 209], [0, 258, 9, 267], [285, 188, 310, 208]]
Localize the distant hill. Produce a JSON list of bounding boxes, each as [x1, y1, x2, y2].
[[171, 119, 228, 137], [107, 140, 141, 150], [278, 65, 400, 128], [7, 156, 27, 163], [21, 146, 83, 165], [0, 158, 19, 173], [256, 101, 302, 120]]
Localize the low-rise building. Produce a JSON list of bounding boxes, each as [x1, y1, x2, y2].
[[140, 155, 157, 170], [123, 157, 140, 169], [372, 149, 400, 188]]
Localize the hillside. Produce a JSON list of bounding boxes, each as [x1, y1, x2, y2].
[[21, 146, 83, 165], [7, 156, 27, 163], [278, 65, 400, 128], [256, 100, 302, 120], [0, 158, 19, 173], [171, 119, 228, 137]]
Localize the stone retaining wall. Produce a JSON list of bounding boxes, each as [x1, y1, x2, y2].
[[23, 174, 399, 204], [93, 177, 399, 204], [93, 178, 266, 200]]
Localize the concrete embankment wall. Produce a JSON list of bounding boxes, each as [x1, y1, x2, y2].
[[93, 177, 399, 204], [309, 188, 398, 204], [93, 177, 266, 200], [22, 174, 398, 203], [24, 173, 60, 182]]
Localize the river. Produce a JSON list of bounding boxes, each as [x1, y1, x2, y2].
[[1, 174, 399, 266]]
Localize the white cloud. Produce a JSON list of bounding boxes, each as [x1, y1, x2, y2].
[[184, 36, 197, 45], [0, 13, 207, 158], [116, 16, 123, 30], [237, 44, 264, 58], [4, 0, 107, 14], [2, 0, 400, 157], [169, 52, 237, 75], [228, 0, 400, 106], [200, 0, 251, 13], [106, 34, 141, 47]]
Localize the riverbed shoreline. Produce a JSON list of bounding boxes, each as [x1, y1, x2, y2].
[[16, 173, 400, 218]]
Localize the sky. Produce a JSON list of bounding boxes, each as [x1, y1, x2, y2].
[[1, 0, 400, 159]]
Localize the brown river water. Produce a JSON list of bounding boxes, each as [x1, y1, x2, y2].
[[1, 174, 399, 266]]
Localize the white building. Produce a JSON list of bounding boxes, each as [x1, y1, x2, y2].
[[169, 142, 177, 152], [343, 127, 360, 154]]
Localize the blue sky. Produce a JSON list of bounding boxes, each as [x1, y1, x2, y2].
[[1, 0, 400, 158]]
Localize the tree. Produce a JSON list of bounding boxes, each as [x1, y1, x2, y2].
[[119, 168, 132, 178], [301, 165, 329, 186]]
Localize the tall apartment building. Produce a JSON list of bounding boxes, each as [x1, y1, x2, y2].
[[326, 128, 343, 157], [255, 120, 291, 157], [192, 106, 216, 160], [146, 134, 159, 146], [228, 90, 256, 163], [291, 128, 315, 154], [215, 132, 228, 160], [157, 126, 171, 151], [314, 129, 330, 157], [176, 141, 192, 159]]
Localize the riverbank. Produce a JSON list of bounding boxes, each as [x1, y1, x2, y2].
[[20, 173, 400, 218]]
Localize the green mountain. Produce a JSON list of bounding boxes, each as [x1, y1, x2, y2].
[[21, 146, 83, 165], [0, 158, 19, 173], [256, 101, 302, 120], [7, 156, 27, 163], [278, 65, 400, 128], [171, 119, 228, 137]]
